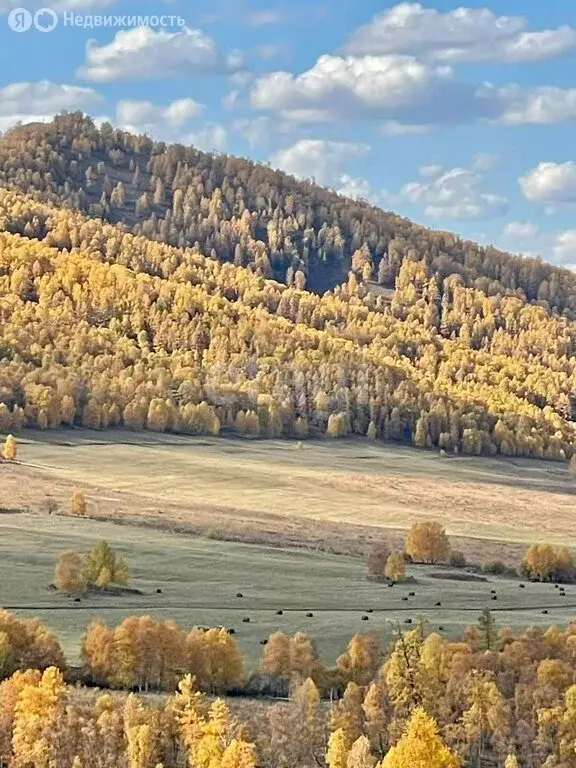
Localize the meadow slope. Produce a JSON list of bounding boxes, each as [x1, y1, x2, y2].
[[2, 429, 576, 551]]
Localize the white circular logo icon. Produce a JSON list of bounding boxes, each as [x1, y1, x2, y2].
[[34, 7, 58, 31], [8, 7, 32, 31]]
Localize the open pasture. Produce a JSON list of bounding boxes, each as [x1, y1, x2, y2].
[[3, 429, 576, 551], [1, 513, 574, 667]]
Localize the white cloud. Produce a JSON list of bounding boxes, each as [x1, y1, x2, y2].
[[270, 138, 370, 185], [553, 230, 576, 264], [419, 163, 443, 178], [380, 121, 435, 136], [163, 98, 204, 126], [233, 115, 297, 150], [498, 86, 576, 126], [77, 26, 241, 82], [519, 162, 576, 206], [116, 98, 204, 137], [471, 153, 500, 173], [0, 81, 101, 133], [336, 174, 386, 204], [399, 163, 508, 220], [503, 221, 540, 240], [251, 54, 496, 127], [222, 90, 240, 111], [269, 139, 386, 205], [345, 3, 576, 64], [185, 124, 228, 153], [250, 44, 576, 130]]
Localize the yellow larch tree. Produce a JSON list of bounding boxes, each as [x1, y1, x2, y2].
[[71, 490, 87, 517], [326, 728, 350, 768], [262, 631, 291, 677], [385, 552, 406, 583], [405, 522, 450, 564], [55, 550, 86, 594], [381, 707, 461, 768], [1, 434, 17, 461], [12, 666, 66, 768], [346, 735, 376, 768]]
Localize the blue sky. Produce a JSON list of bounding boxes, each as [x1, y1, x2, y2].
[[1, 0, 576, 264]]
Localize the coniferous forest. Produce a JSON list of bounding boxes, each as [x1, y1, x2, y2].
[[1, 114, 575, 460]]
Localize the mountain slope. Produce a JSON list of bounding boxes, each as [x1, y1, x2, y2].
[[2, 113, 576, 313], [0, 180, 575, 460]]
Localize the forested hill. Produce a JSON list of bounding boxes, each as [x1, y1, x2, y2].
[[2, 112, 576, 312], [1, 113, 576, 461]]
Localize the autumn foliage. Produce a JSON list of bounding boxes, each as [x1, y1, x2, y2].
[[0, 163, 575, 461], [1, 434, 16, 461], [521, 543, 576, 582], [405, 522, 450, 564]]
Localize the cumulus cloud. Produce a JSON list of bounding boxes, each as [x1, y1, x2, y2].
[[77, 26, 243, 82], [519, 162, 576, 207], [503, 221, 540, 240], [345, 3, 576, 64], [553, 230, 576, 264], [498, 86, 576, 126], [250, 44, 576, 130], [336, 174, 385, 204], [399, 163, 508, 220], [184, 124, 228, 153], [269, 139, 386, 204], [251, 54, 497, 127], [380, 121, 435, 136], [270, 139, 369, 185], [115, 98, 204, 138], [0, 81, 101, 133]]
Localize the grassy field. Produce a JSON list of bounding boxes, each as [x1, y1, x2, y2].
[[2, 513, 575, 668], [4, 429, 576, 550]]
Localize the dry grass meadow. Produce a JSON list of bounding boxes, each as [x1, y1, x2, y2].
[[3, 429, 576, 552], [3, 429, 576, 663]]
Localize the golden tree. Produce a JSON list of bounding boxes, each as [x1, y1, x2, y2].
[[12, 667, 66, 768], [55, 550, 86, 594], [1, 434, 17, 461], [289, 632, 318, 681], [381, 707, 460, 768], [385, 552, 406, 583], [71, 490, 87, 517], [346, 735, 376, 768], [326, 728, 349, 768], [262, 631, 291, 677], [84, 540, 129, 587], [405, 522, 450, 564]]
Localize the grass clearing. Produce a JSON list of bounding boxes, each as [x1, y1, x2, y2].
[[3, 429, 576, 548], [1, 513, 575, 668]]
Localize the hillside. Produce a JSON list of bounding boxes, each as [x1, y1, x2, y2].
[[3, 113, 576, 311], [1, 115, 576, 460]]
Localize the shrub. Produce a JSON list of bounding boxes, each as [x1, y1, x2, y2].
[[482, 560, 507, 576], [449, 550, 467, 568]]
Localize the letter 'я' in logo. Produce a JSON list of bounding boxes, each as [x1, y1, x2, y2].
[[8, 7, 58, 32]]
